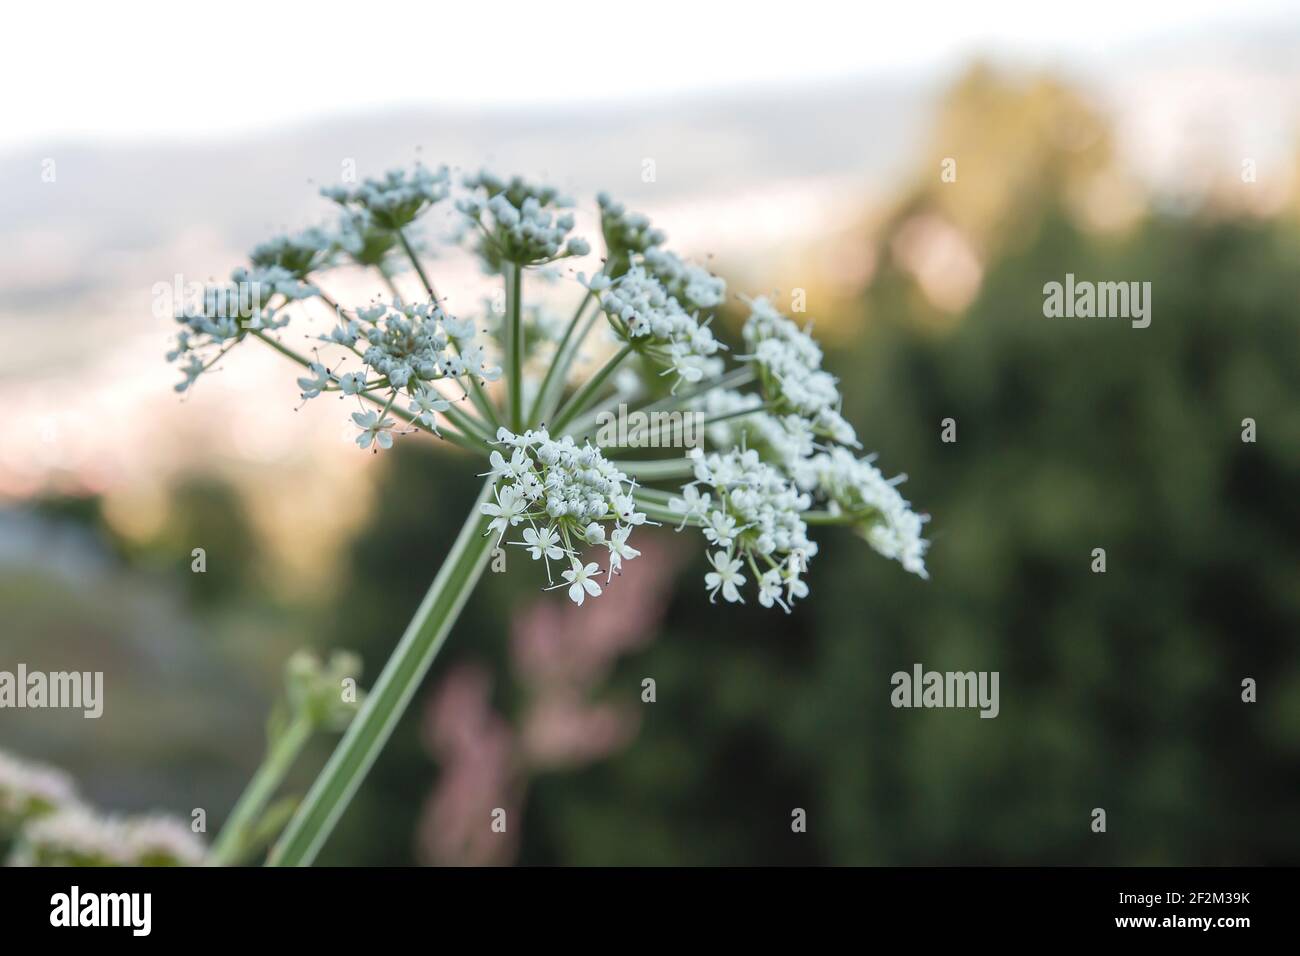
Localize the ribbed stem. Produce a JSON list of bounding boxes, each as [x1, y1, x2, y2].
[[209, 713, 313, 866], [268, 481, 496, 866]]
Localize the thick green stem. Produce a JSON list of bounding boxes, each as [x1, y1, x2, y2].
[[505, 263, 524, 431], [268, 481, 497, 866], [209, 713, 313, 866]]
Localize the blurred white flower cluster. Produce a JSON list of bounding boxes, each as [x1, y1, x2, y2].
[[806, 447, 930, 578], [322, 163, 452, 230], [11, 807, 206, 867], [458, 171, 589, 266], [0, 750, 206, 866], [642, 246, 727, 311], [0, 751, 75, 829], [741, 296, 856, 444], [596, 192, 666, 256]]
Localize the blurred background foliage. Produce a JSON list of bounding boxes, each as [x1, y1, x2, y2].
[[3, 65, 1298, 864]]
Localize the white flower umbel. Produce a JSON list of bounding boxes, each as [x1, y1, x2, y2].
[[0, 751, 77, 831], [166, 171, 929, 866], [597, 192, 666, 257], [672, 447, 816, 608], [741, 296, 857, 445], [322, 164, 451, 231], [9, 806, 207, 866], [124, 814, 210, 866], [698, 388, 816, 478], [806, 447, 930, 579], [250, 227, 336, 278], [597, 264, 725, 389], [459, 171, 589, 267], [167, 266, 315, 393], [331, 208, 402, 270], [289, 299, 499, 449], [641, 247, 727, 311], [481, 428, 645, 597]]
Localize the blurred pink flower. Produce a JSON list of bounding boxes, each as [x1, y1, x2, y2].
[[417, 663, 520, 867], [419, 530, 681, 865], [511, 534, 678, 688], [520, 690, 638, 770]]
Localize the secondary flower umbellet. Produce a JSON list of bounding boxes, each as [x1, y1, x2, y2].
[[165, 162, 929, 865]]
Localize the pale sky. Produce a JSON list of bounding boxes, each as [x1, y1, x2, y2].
[[5, 0, 1295, 149]]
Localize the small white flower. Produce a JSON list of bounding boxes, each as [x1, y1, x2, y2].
[[297, 363, 331, 399], [481, 484, 527, 540], [520, 525, 565, 562], [352, 410, 396, 450], [561, 559, 603, 606], [327, 320, 361, 347], [703, 510, 738, 549], [173, 354, 205, 393], [410, 385, 452, 429], [668, 484, 711, 529], [757, 568, 789, 612], [485, 446, 532, 480], [578, 271, 613, 293], [605, 525, 640, 579], [408, 386, 451, 431], [784, 564, 809, 604], [338, 371, 367, 395], [612, 494, 647, 525], [704, 550, 746, 604]]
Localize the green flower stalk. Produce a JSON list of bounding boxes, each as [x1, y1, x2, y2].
[[208, 650, 363, 866], [166, 165, 930, 865]]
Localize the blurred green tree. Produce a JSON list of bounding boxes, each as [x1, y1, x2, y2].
[[318, 69, 1300, 866]]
